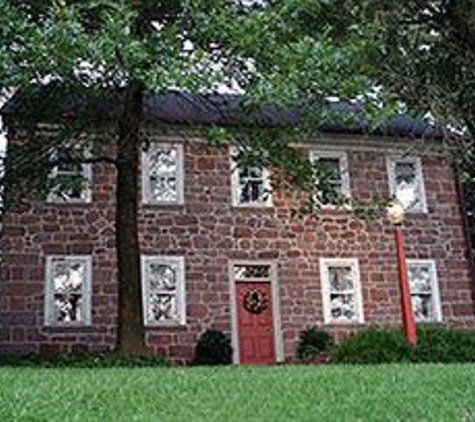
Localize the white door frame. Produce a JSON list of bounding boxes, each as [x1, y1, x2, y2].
[[228, 260, 284, 364]]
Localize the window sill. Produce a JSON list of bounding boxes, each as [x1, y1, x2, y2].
[[404, 209, 429, 216], [232, 203, 274, 210], [44, 200, 93, 206], [42, 324, 94, 332], [323, 320, 365, 326], [144, 322, 187, 329], [142, 202, 185, 208]]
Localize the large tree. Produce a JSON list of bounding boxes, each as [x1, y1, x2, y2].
[[0, 0, 375, 354], [359, 0, 475, 259]]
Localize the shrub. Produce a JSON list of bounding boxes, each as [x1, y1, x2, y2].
[[194, 329, 233, 365], [296, 328, 334, 362], [0, 352, 169, 368], [332, 325, 475, 364], [331, 327, 412, 364], [413, 325, 475, 363]]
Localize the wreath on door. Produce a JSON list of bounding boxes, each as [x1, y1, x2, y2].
[[243, 289, 269, 314]]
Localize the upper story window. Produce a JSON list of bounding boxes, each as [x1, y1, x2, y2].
[[142, 143, 184, 204], [141, 256, 186, 326], [310, 150, 350, 206], [387, 156, 427, 212], [320, 258, 364, 324], [230, 148, 272, 207], [48, 147, 92, 203], [44, 256, 92, 326], [407, 259, 442, 322]]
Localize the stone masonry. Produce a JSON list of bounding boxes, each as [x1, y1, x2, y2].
[[1, 135, 474, 363]]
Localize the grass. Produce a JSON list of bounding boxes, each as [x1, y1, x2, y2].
[[1, 365, 475, 421]]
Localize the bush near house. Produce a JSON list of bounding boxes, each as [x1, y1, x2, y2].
[[332, 326, 475, 364], [413, 325, 475, 363], [331, 327, 412, 364], [193, 329, 233, 365], [296, 328, 334, 363]]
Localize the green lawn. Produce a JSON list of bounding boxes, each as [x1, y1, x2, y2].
[[1, 365, 475, 421]]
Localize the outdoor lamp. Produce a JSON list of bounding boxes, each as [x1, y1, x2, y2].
[[386, 198, 417, 347], [386, 198, 406, 226]]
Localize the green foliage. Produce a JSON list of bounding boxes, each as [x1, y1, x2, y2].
[[194, 329, 233, 365], [413, 325, 475, 364], [0, 0, 377, 216], [296, 327, 334, 362], [332, 327, 412, 364], [1, 365, 475, 420], [332, 326, 475, 364], [0, 351, 169, 368]]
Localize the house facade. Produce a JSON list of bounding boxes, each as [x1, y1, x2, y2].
[[1, 94, 475, 364]]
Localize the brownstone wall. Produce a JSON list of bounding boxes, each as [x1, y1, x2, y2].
[[1, 138, 474, 363]]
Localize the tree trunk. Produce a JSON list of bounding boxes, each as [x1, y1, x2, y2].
[[115, 81, 147, 355]]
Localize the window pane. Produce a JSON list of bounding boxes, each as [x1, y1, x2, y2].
[[149, 264, 177, 291], [319, 158, 342, 183], [49, 146, 90, 203], [54, 293, 82, 323], [330, 293, 356, 321], [395, 162, 420, 209], [411, 294, 432, 321], [150, 149, 177, 174], [328, 266, 354, 292], [148, 148, 178, 201], [52, 174, 86, 201], [409, 265, 432, 293], [53, 262, 84, 294], [315, 157, 344, 205], [234, 265, 271, 279], [237, 165, 269, 204], [240, 179, 265, 203], [56, 148, 83, 173], [408, 263, 436, 321], [247, 167, 263, 179], [150, 176, 178, 202], [149, 293, 177, 322]]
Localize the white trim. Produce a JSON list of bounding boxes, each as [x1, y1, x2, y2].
[[44, 255, 92, 326], [386, 156, 428, 213], [406, 259, 442, 322], [228, 260, 284, 364], [230, 147, 273, 208], [319, 258, 364, 324], [141, 255, 186, 326], [141, 142, 185, 205], [309, 150, 351, 207]]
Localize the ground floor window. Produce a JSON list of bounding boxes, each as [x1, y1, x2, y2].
[[407, 259, 442, 322], [141, 256, 186, 325], [320, 258, 364, 324], [44, 256, 92, 326]]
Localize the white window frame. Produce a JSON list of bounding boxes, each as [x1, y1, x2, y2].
[[407, 259, 442, 322], [387, 156, 428, 213], [310, 150, 351, 207], [230, 147, 273, 207], [47, 149, 92, 204], [320, 258, 364, 324], [141, 255, 186, 326], [141, 142, 184, 205], [44, 255, 92, 326]]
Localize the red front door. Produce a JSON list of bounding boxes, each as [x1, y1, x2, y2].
[[236, 281, 275, 364]]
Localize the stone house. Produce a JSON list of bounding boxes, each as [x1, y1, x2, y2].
[[1, 92, 474, 364]]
